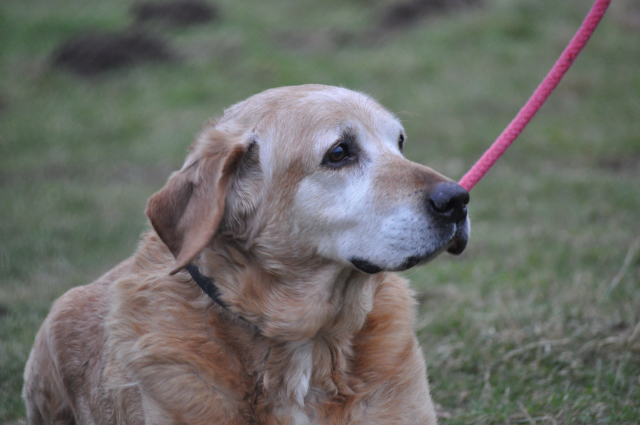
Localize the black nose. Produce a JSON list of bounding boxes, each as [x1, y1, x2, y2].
[[428, 182, 469, 223]]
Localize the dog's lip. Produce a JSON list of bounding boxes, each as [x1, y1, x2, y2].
[[445, 221, 469, 256], [446, 237, 467, 255], [351, 221, 470, 273]]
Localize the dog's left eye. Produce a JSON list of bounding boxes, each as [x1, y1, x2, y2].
[[398, 133, 405, 152]]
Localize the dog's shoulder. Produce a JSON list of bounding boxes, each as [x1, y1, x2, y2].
[[103, 235, 257, 422], [43, 257, 133, 355], [23, 258, 135, 424]]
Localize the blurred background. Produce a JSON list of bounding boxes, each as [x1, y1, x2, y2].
[[1, 0, 639, 422]]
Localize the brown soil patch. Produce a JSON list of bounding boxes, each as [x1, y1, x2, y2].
[[51, 30, 174, 76], [597, 154, 640, 174]]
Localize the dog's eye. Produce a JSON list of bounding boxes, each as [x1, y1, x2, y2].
[[398, 133, 405, 152], [324, 143, 349, 165], [328, 144, 348, 162], [322, 132, 359, 168]]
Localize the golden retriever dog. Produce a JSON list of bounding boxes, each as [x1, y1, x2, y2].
[[23, 84, 470, 425]]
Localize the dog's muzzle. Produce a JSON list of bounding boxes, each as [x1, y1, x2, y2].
[[350, 181, 470, 274]]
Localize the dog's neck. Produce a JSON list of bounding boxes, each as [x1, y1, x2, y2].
[[187, 241, 384, 412], [196, 245, 380, 340]]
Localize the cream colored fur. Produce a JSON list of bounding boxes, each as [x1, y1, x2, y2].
[[23, 85, 470, 424]]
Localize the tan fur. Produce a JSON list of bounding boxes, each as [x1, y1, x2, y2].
[[24, 85, 469, 424]]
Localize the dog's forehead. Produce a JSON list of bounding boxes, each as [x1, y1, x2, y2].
[[301, 88, 402, 138], [222, 85, 402, 142]]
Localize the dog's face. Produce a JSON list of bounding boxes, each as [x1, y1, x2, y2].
[[147, 85, 469, 275]]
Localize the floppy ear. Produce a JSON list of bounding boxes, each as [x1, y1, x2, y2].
[[146, 133, 247, 275]]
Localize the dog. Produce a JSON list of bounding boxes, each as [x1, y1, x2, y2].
[[23, 84, 470, 425]]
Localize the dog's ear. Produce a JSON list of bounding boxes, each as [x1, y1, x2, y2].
[[146, 130, 248, 275]]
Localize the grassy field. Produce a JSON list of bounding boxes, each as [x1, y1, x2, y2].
[[1, 0, 639, 423]]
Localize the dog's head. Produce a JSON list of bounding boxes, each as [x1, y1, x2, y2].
[[146, 85, 469, 276]]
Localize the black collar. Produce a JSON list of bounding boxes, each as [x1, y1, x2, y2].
[[185, 263, 230, 310], [185, 263, 253, 326]]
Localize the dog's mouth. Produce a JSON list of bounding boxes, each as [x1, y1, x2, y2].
[[350, 220, 469, 274], [445, 221, 468, 256], [445, 238, 467, 255]]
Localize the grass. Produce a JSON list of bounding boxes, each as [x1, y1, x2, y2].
[[1, 0, 639, 423]]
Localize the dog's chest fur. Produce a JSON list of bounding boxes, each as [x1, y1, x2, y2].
[[105, 264, 369, 424]]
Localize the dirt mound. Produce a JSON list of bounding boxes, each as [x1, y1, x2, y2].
[[132, 0, 218, 27], [381, 0, 481, 30], [51, 30, 174, 76]]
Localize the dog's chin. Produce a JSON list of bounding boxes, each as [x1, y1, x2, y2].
[[349, 258, 383, 274], [350, 226, 469, 274]]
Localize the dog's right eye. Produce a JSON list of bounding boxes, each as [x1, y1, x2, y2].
[[322, 131, 360, 169], [327, 144, 348, 163], [322, 142, 354, 168]]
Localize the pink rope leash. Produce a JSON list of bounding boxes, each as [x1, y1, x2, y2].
[[458, 0, 612, 191]]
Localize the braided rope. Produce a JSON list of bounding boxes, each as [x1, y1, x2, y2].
[[458, 0, 612, 191]]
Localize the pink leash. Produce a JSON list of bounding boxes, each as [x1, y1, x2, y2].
[[458, 0, 612, 192]]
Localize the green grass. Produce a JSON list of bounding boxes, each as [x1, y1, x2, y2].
[[1, 0, 639, 423]]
